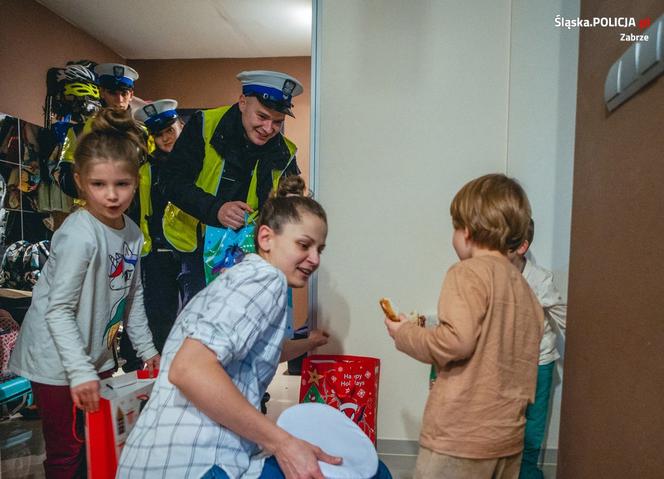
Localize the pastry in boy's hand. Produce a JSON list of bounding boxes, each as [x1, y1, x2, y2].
[[379, 298, 399, 322]]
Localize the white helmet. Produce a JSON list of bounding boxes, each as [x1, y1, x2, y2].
[[56, 64, 97, 84]]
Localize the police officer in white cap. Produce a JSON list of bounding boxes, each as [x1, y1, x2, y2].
[[130, 100, 185, 354], [94, 63, 139, 110], [57, 63, 143, 198], [134, 99, 183, 154], [160, 70, 303, 304]]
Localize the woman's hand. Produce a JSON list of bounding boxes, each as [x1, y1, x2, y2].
[[307, 329, 330, 350], [280, 331, 331, 363], [71, 380, 101, 413], [274, 434, 342, 479], [144, 354, 161, 378]]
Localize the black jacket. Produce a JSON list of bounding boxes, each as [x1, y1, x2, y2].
[[159, 104, 300, 228], [146, 149, 170, 249]]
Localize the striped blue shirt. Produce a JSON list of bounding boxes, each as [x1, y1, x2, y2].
[[118, 254, 289, 478]]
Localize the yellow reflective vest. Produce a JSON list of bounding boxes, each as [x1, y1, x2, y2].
[[162, 106, 297, 253], [59, 116, 154, 256]]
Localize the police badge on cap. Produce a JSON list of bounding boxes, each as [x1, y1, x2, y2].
[[236, 70, 304, 117], [94, 63, 139, 91], [133, 99, 179, 134]]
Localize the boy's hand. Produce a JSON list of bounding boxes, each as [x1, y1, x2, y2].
[[275, 434, 342, 479], [71, 380, 101, 413], [144, 354, 161, 378], [308, 329, 330, 350], [384, 314, 408, 339]]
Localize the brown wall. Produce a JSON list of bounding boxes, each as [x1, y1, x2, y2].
[[129, 57, 312, 327], [0, 0, 123, 125], [558, 0, 664, 477]]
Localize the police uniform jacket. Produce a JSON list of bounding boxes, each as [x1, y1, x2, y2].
[[160, 104, 300, 229]]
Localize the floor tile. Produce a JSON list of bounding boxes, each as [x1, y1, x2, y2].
[[0, 414, 45, 478]]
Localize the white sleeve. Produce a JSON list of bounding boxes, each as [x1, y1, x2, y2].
[[44, 226, 99, 388], [124, 258, 159, 361], [537, 271, 567, 339]]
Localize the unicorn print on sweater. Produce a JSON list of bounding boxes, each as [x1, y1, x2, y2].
[[102, 242, 138, 349]]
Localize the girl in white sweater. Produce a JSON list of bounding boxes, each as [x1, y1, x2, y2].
[[10, 108, 160, 478]]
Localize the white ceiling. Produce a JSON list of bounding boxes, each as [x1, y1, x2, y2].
[[37, 0, 312, 59]]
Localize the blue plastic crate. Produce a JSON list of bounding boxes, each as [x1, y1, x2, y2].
[[0, 375, 33, 417]]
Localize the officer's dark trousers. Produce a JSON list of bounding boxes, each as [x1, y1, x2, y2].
[[120, 250, 181, 370], [178, 249, 207, 307]]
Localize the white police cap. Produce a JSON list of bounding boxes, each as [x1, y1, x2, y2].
[[94, 63, 139, 90], [133, 99, 179, 134], [277, 403, 379, 478], [237, 70, 303, 117]]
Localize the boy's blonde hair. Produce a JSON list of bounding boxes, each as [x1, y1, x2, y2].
[[450, 173, 531, 254]]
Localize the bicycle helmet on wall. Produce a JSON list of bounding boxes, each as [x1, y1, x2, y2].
[[22, 240, 50, 288], [56, 64, 98, 85], [0, 240, 50, 290], [63, 82, 100, 99], [45, 60, 100, 126], [0, 240, 30, 289]]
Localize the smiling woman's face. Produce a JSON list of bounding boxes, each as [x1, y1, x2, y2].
[[258, 211, 327, 288]]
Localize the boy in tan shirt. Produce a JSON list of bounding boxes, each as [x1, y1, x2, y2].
[[384, 173, 544, 479]]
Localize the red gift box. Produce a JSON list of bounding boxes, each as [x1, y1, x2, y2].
[[299, 355, 380, 444], [85, 370, 157, 479]]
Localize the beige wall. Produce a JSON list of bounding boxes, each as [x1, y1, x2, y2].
[[506, 0, 580, 453], [130, 57, 312, 328], [0, 0, 124, 125], [315, 0, 511, 440]]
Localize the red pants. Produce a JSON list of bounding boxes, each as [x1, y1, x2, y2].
[[31, 370, 114, 479]]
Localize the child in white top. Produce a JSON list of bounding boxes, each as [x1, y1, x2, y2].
[[10, 108, 160, 478], [508, 219, 566, 479]]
